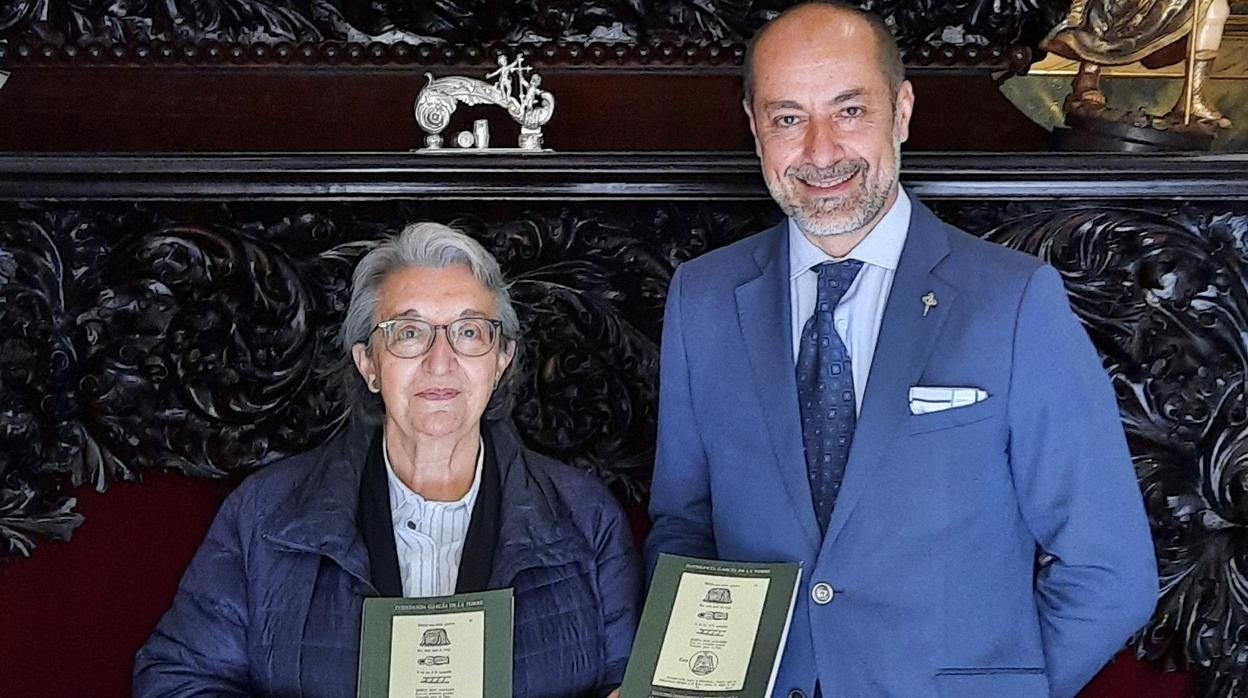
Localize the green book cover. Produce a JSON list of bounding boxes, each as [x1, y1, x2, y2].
[[357, 589, 514, 698], [620, 554, 802, 698]]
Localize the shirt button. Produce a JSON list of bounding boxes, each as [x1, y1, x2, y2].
[[788, 690, 806, 698], [811, 582, 835, 605], [836, 319, 847, 329], [406, 521, 416, 530]]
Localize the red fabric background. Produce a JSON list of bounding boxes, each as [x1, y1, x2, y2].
[[0, 473, 235, 697], [0, 474, 1194, 697]]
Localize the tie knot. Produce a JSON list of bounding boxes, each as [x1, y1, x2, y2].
[[813, 260, 863, 308]]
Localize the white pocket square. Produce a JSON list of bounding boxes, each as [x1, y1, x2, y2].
[[908, 386, 990, 415]]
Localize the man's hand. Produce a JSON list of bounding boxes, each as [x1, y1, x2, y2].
[[606, 690, 620, 698]]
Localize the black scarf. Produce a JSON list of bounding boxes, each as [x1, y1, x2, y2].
[[356, 428, 501, 596]]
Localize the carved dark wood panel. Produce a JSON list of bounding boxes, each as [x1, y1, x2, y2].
[[0, 4, 1057, 152], [0, 0, 1061, 70], [3, 153, 1248, 696], [934, 199, 1248, 698], [0, 198, 778, 555]]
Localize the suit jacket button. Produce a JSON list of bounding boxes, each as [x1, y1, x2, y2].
[[788, 690, 805, 698], [811, 582, 835, 605]]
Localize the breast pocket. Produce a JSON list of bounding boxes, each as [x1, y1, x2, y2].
[[908, 396, 1000, 435]]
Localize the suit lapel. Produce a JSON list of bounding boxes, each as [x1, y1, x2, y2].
[[822, 201, 957, 548], [734, 222, 823, 551]]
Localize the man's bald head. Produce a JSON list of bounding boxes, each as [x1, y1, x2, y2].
[[742, 2, 905, 109]]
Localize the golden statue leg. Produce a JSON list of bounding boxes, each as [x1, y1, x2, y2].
[[1070, 62, 1106, 107], [1169, 0, 1231, 127], [1183, 58, 1229, 124]]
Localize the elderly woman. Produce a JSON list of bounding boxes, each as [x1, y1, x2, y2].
[[134, 223, 641, 697]]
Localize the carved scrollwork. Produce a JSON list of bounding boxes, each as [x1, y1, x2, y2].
[[450, 206, 772, 498], [869, 0, 1065, 50], [0, 0, 1061, 69], [6, 190, 1246, 696], [413, 79, 461, 136], [934, 201, 1248, 698], [0, 204, 355, 556], [0, 212, 86, 554], [0, 201, 774, 557]]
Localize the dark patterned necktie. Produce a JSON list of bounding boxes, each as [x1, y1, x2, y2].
[[796, 259, 864, 535]]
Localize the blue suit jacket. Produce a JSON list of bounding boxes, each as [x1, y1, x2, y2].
[[646, 201, 1157, 698]]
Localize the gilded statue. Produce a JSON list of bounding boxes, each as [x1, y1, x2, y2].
[[1041, 0, 1231, 128]]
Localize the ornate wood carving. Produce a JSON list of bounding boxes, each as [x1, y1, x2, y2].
[[0, 0, 1058, 71], [0, 195, 776, 556], [2, 152, 1247, 695], [935, 199, 1248, 698]]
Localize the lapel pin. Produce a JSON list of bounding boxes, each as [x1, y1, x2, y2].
[[921, 292, 938, 317]]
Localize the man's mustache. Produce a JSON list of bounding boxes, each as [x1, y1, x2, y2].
[[786, 161, 867, 184]]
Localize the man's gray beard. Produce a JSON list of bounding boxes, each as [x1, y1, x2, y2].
[[778, 181, 890, 238], [773, 138, 902, 239]]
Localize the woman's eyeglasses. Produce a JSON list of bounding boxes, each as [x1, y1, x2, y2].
[[370, 317, 503, 358]]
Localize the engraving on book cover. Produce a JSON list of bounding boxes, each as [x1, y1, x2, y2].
[[652, 572, 769, 691], [389, 612, 485, 697]]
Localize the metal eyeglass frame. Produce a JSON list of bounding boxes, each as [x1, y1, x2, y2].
[[369, 316, 504, 358]]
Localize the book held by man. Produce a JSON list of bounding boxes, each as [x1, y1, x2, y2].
[[621, 555, 802, 697], [357, 588, 513, 698]]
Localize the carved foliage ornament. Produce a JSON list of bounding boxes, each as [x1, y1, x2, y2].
[[935, 200, 1248, 698], [8, 196, 1248, 696], [0, 0, 1064, 64], [0, 201, 771, 557]]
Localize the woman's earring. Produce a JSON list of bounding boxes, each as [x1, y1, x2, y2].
[[369, 377, 380, 393]]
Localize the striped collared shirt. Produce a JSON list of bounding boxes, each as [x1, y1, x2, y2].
[[384, 436, 484, 598]]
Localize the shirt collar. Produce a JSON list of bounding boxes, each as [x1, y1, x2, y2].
[[788, 186, 911, 279], [384, 434, 484, 513]]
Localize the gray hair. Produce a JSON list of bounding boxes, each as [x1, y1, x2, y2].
[[742, 1, 906, 109], [339, 222, 522, 423]]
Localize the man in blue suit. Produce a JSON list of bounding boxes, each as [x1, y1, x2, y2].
[[645, 3, 1158, 697]]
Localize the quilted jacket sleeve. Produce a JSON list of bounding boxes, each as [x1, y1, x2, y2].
[[594, 493, 643, 694], [133, 485, 254, 697]]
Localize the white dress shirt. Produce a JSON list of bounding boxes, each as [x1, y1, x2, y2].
[[385, 437, 483, 598], [789, 188, 912, 414]]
